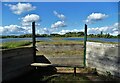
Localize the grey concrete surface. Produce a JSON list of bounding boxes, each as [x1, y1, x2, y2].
[[86, 42, 119, 77]]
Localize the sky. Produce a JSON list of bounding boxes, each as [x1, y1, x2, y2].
[[1, 2, 119, 35]]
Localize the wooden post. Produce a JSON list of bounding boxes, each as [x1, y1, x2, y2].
[[83, 24, 87, 67], [74, 67, 76, 76], [32, 22, 36, 62]]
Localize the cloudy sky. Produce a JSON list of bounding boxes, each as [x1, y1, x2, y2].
[[1, 2, 119, 35]]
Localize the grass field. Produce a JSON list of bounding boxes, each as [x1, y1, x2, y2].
[[1, 41, 32, 49], [87, 40, 118, 44], [38, 40, 84, 45], [36, 40, 84, 57]]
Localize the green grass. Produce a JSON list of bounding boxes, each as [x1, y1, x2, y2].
[[38, 40, 84, 45], [1, 41, 32, 49], [87, 40, 118, 44]]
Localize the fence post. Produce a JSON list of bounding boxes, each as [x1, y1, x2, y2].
[[84, 24, 87, 67], [32, 22, 36, 62]]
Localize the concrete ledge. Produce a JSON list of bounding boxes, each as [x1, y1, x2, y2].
[[31, 63, 84, 68], [86, 42, 119, 77]]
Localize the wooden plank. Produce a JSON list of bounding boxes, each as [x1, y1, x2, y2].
[[31, 63, 84, 68], [31, 63, 52, 67], [31, 63, 84, 77]]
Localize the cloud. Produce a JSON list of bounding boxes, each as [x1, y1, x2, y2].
[[5, 2, 36, 15], [51, 21, 66, 28], [36, 27, 53, 35], [53, 22, 119, 35], [52, 11, 66, 29], [0, 25, 27, 35], [53, 29, 82, 35], [85, 13, 108, 24], [1, 22, 118, 36], [22, 14, 40, 23], [0, 26, 8, 34], [53, 11, 65, 20], [42, 28, 51, 34], [87, 22, 119, 35], [0, 24, 43, 35], [21, 22, 40, 26], [21, 14, 40, 26]]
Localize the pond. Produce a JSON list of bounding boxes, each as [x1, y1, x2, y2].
[[0, 37, 119, 43], [63, 38, 119, 43], [0, 38, 52, 43]]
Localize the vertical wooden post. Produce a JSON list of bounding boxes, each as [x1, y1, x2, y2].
[[32, 22, 36, 62], [74, 67, 76, 76], [84, 24, 87, 67]]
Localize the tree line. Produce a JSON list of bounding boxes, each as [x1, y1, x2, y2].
[[0, 31, 120, 38]]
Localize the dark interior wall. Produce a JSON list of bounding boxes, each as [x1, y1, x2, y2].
[[2, 47, 34, 81]]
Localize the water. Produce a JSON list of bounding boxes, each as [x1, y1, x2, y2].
[[0, 37, 119, 43], [63, 38, 119, 43], [0, 37, 52, 43]]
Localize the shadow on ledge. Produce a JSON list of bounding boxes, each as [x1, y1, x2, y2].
[[36, 55, 51, 63], [2, 55, 57, 83]]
